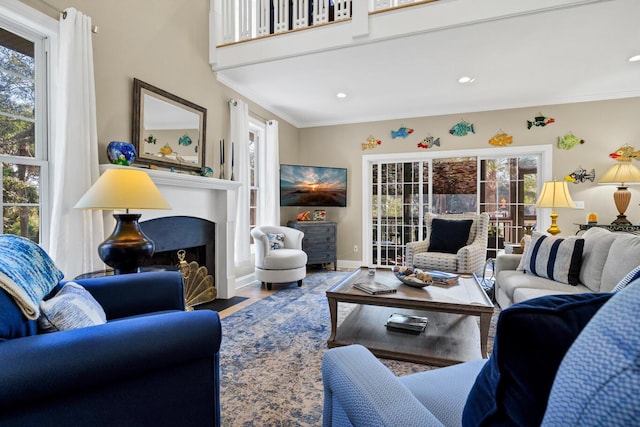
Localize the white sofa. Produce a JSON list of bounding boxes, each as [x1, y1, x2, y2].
[[495, 227, 640, 308]]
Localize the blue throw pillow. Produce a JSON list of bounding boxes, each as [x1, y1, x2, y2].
[[0, 288, 37, 341], [428, 218, 473, 254], [462, 292, 612, 427]]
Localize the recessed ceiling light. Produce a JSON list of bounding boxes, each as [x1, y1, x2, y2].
[[628, 54, 640, 62], [458, 76, 475, 84], [336, 92, 347, 98]]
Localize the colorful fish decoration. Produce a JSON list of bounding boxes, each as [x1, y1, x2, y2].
[[564, 167, 595, 184], [610, 145, 640, 162], [159, 143, 173, 156], [489, 132, 513, 147], [417, 135, 440, 149], [449, 120, 475, 136], [557, 133, 584, 150], [145, 134, 157, 144], [527, 114, 555, 129], [361, 136, 382, 151], [179, 134, 192, 146], [391, 126, 414, 139]]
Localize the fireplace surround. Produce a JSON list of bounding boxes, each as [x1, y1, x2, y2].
[[100, 164, 241, 298]]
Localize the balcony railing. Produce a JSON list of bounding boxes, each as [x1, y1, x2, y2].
[[215, 0, 436, 46]]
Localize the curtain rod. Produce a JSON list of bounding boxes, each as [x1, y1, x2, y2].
[[34, 0, 99, 33]]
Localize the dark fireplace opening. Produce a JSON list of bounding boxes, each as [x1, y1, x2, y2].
[[139, 216, 215, 284]]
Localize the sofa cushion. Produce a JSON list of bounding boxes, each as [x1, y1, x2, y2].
[[266, 232, 285, 250], [600, 234, 640, 292], [462, 292, 612, 427], [612, 264, 640, 292], [0, 288, 37, 341], [542, 278, 640, 425], [578, 227, 617, 292], [516, 232, 584, 285], [428, 218, 473, 254], [38, 282, 107, 333]]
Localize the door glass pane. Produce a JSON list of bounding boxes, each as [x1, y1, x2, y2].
[[432, 157, 477, 214]]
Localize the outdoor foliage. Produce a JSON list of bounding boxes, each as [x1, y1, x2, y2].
[[0, 38, 40, 242]]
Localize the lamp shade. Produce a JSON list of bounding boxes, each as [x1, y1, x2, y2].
[[599, 163, 640, 185], [535, 181, 576, 209], [75, 168, 170, 211]]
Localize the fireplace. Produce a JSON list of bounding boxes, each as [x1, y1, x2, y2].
[[140, 216, 216, 282], [100, 164, 241, 298]]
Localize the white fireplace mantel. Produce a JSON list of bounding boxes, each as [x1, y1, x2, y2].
[[100, 164, 241, 298]]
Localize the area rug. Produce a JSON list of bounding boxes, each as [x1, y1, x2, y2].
[[219, 270, 498, 427]]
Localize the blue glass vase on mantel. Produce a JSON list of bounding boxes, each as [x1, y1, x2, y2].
[[107, 141, 136, 166]]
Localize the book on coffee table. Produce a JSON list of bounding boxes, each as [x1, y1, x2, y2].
[[385, 313, 429, 332], [353, 281, 397, 295]]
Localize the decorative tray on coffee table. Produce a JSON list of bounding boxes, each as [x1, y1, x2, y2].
[[392, 267, 432, 288]]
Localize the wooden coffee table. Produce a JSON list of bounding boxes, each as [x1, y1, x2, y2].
[[326, 267, 494, 366]]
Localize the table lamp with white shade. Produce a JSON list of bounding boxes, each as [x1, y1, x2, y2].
[[74, 168, 171, 274], [599, 162, 640, 225], [535, 180, 576, 235]]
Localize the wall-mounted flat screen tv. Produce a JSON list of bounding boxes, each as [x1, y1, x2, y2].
[[280, 164, 347, 207]]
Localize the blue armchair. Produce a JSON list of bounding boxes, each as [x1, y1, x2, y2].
[[0, 271, 222, 427], [322, 277, 640, 426]]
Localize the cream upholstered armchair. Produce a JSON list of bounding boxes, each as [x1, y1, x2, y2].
[[405, 212, 490, 275], [251, 225, 308, 290]]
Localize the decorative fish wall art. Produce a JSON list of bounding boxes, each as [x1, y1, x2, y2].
[[417, 135, 440, 149], [610, 145, 640, 162], [557, 132, 585, 150], [527, 114, 555, 129], [449, 120, 475, 136], [564, 167, 595, 184], [488, 132, 513, 146], [391, 126, 414, 139], [361, 136, 382, 151], [178, 134, 192, 146]]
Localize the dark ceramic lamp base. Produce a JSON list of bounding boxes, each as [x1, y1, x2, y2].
[[98, 213, 155, 274]]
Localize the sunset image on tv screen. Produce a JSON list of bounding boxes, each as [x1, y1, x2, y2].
[[280, 164, 347, 207]]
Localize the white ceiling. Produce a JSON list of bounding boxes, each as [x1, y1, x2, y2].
[[215, 0, 640, 128]]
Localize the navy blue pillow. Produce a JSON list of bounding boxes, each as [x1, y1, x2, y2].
[[428, 218, 473, 254], [0, 288, 37, 341], [462, 292, 613, 427]]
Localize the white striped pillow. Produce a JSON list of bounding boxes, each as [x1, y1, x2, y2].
[[517, 232, 584, 285]]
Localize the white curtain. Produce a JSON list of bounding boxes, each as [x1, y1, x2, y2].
[[259, 120, 280, 225], [230, 99, 250, 266], [49, 8, 103, 279]]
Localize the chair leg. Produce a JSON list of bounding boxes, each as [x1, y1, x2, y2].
[[297, 279, 302, 287]]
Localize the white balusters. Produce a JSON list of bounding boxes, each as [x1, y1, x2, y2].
[[313, 0, 329, 25], [257, 0, 270, 37], [238, 0, 251, 40], [335, 0, 351, 20], [273, 0, 289, 33], [292, 0, 309, 29]]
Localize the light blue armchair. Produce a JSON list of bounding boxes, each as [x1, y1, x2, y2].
[[322, 277, 640, 426]]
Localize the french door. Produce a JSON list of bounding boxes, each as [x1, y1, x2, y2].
[[364, 146, 552, 268]]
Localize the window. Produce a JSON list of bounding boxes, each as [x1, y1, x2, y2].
[[364, 146, 551, 267], [248, 117, 265, 246], [0, 17, 50, 246]]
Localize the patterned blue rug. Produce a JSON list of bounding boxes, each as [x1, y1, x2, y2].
[[219, 270, 497, 426]]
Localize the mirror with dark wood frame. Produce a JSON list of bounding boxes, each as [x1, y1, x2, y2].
[[132, 78, 206, 173]]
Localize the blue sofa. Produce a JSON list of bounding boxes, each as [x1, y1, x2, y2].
[[322, 276, 640, 426], [0, 271, 222, 426]]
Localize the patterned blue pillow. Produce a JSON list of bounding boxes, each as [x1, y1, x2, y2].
[[612, 265, 640, 292], [517, 232, 584, 285], [38, 282, 106, 333], [462, 292, 612, 427], [266, 232, 285, 250], [0, 235, 64, 319]]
